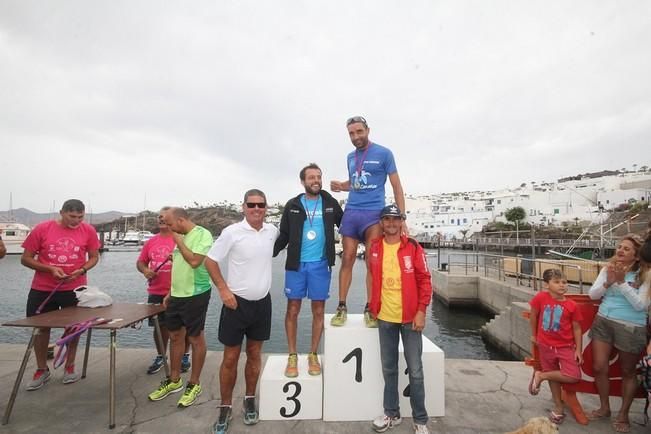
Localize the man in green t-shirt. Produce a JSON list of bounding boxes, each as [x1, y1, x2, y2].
[[148, 207, 213, 409]]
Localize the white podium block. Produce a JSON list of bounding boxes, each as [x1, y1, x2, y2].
[[323, 314, 445, 421], [323, 314, 383, 421], [259, 354, 323, 420]]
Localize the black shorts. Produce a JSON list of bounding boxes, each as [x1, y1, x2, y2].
[[218, 293, 272, 347], [165, 290, 211, 337], [26, 289, 78, 317], [147, 294, 167, 328]]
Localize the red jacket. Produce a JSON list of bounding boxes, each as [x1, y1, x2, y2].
[[368, 235, 433, 323]]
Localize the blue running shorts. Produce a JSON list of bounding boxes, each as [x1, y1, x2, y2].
[[284, 259, 332, 301], [339, 209, 382, 241]]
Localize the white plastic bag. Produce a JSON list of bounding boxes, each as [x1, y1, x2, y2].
[[74, 286, 113, 308]]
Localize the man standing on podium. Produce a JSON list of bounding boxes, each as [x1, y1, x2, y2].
[[274, 163, 343, 378], [330, 115, 407, 328], [368, 204, 432, 434]]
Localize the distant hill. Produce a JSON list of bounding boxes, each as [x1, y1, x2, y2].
[[0, 205, 281, 236], [93, 206, 246, 237], [0, 208, 126, 226]]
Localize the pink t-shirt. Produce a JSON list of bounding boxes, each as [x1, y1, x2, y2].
[[137, 234, 174, 296], [22, 220, 100, 292]]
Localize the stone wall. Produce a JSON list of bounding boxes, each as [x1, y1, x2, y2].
[[432, 270, 535, 360]]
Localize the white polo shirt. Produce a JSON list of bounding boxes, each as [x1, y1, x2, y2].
[[207, 219, 279, 301]]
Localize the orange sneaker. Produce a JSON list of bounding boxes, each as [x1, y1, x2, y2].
[[284, 353, 298, 378], [307, 352, 321, 376]]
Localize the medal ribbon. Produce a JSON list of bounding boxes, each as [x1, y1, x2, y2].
[[354, 142, 372, 184], [303, 195, 319, 228]]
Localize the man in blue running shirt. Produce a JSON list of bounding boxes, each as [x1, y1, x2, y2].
[[330, 116, 407, 328]]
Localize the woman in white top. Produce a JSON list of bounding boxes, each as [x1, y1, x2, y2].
[[641, 226, 651, 359], [587, 234, 649, 433]]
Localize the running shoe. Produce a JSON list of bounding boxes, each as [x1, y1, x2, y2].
[[330, 305, 347, 326], [307, 352, 321, 376], [181, 352, 191, 373], [26, 368, 50, 391], [372, 413, 402, 432], [285, 353, 298, 377], [177, 382, 202, 408], [364, 309, 378, 328], [243, 396, 259, 425], [413, 423, 430, 434], [213, 405, 232, 434], [62, 365, 80, 384], [147, 355, 165, 375], [148, 377, 183, 401]]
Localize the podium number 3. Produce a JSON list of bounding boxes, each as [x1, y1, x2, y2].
[[280, 381, 302, 418], [343, 347, 363, 383]]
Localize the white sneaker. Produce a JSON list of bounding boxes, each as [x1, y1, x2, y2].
[[414, 423, 430, 434], [62, 366, 80, 384], [372, 413, 402, 432], [26, 369, 50, 391]]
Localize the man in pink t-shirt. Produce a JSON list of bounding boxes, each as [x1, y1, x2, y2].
[[21, 199, 100, 391], [137, 208, 191, 375], [0, 231, 6, 258]]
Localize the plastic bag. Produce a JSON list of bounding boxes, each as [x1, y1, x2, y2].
[[74, 286, 113, 308]]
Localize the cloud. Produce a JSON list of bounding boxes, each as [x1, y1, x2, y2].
[[1, 1, 650, 212]]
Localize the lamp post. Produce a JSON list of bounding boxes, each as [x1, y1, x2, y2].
[[516, 220, 519, 247], [531, 225, 537, 291], [437, 232, 441, 270]]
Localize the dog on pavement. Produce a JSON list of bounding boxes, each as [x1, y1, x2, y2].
[[505, 416, 559, 434]]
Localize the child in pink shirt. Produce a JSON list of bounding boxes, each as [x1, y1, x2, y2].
[[529, 269, 583, 424]]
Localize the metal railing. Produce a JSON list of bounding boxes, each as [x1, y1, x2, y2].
[[472, 237, 617, 248], [437, 252, 603, 294], [413, 235, 617, 249]]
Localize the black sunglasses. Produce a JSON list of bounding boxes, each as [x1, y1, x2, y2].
[[246, 202, 266, 209], [346, 116, 367, 127]]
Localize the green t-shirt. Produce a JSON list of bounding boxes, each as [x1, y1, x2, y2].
[[171, 225, 213, 297]]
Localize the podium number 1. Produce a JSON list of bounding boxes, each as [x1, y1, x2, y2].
[[342, 347, 363, 383], [280, 381, 302, 418]]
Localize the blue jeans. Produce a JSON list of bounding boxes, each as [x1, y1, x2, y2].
[[378, 319, 428, 424]]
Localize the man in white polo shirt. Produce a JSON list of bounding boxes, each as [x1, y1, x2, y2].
[[205, 189, 279, 434]]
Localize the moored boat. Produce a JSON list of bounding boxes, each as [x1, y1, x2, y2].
[[0, 221, 31, 255]]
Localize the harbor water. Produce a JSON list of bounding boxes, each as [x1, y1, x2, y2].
[[0, 249, 511, 360]]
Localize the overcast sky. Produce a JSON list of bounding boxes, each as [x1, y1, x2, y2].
[[1, 1, 650, 213]]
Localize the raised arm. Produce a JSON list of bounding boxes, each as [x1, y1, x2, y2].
[[172, 232, 205, 269]]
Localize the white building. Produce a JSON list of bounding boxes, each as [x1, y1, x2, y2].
[[404, 170, 651, 240]]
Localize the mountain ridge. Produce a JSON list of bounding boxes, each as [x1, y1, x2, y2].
[[0, 208, 127, 226]]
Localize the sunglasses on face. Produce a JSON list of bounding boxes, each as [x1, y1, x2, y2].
[[246, 202, 266, 209], [346, 116, 367, 127]]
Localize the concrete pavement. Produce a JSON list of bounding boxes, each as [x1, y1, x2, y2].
[[0, 344, 648, 433]]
